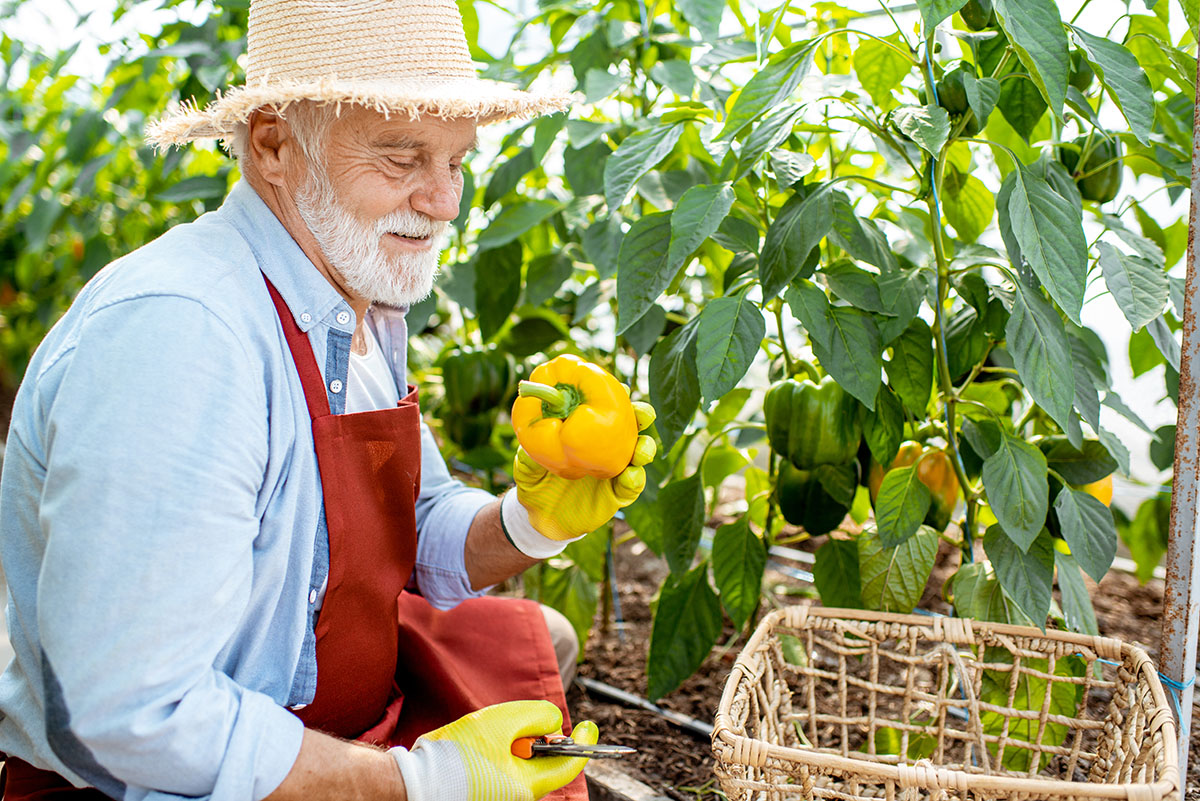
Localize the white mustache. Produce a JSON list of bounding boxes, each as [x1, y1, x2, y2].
[[376, 211, 446, 241]]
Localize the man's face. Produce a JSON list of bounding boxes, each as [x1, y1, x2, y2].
[[292, 106, 477, 308]]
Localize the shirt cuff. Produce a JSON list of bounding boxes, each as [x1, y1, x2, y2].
[[500, 490, 585, 559]]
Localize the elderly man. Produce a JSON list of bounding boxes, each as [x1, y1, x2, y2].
[[0, 1, 654, 800]]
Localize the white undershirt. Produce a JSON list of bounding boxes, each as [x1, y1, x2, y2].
[[346, 322, 401, 413], [314, 323, 399, 610]]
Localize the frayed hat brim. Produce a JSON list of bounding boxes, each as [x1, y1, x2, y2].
[[145, 76, 576, 147]]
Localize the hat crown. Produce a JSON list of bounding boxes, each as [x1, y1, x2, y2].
[[247, 0, 476, 85]]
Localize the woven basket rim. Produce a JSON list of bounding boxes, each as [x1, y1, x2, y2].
[[712, 605, 1181, 801]]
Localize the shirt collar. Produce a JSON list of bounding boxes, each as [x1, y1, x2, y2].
[[218, 179, 350, 333]]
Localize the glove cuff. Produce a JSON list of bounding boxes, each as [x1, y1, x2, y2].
[[501, 490, 585, 559], [390, 742, 468, 801]]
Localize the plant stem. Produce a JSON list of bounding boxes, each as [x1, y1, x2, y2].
[[774, 301, 795, 377]]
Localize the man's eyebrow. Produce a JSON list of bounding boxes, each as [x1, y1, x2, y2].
[[373, 134, 480, 154]]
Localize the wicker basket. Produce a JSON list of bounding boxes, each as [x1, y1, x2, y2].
[[713, 606, 1179, 801]]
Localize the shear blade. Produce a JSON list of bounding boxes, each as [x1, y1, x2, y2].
[[530, 742, 637, 759]]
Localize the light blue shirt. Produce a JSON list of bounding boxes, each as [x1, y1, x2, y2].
[[0, 180, 494, 800]]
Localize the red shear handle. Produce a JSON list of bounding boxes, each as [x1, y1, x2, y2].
[[511, 734, 570, 759]]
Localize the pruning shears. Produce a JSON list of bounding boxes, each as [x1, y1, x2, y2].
[[511, 734, 637, 760]]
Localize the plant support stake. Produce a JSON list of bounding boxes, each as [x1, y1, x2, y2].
[[1158, 32, 1200, 785]]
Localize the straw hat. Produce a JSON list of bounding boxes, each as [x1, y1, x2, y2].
[[146, 0, 573, 147]]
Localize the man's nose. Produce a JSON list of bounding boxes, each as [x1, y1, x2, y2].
[[410, 168, 462, 222]]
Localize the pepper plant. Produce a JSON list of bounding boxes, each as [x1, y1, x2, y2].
[[2, 0, 1194, 709], [454, 0, 1194, 702]]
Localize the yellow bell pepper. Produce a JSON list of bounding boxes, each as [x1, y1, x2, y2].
[[511, 354, 638, 480]]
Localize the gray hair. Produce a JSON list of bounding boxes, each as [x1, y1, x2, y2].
[[224, 101, 336, 166]]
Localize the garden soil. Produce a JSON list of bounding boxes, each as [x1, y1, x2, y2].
[[569, 532, 1200, 801]]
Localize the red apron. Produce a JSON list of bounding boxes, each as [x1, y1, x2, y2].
[[3, 277, 582, 799]]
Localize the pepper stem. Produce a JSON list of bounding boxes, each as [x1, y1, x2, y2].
[[518, 381, 584, 419]]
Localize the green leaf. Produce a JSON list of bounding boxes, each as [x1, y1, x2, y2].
[[712, 516, 766, 628], [1006, 279, 1075, 436], [950, 561, 1036, 625], [853, 34, 912, 106], [1069, 26, 1154, 145], [563, 139, 612, 197], [1148, 314, 1181, 371], [984, 525, 1054, 625], [962, 73, 1000, 125], [997, 73, 1049, 142], [1040, 438, 1117, 485], [893, 105, 951, 155], [659, 473, 706, 576], [981, 433, 1048, 551], [669, 182, 735, 270], [1000, 164, 1087, 323], [823, 260, 889, 314], [679, 0, 723, 41], [813, 538, 862, 608], [1054, 487, 1117, 582], [474, 242, 523, 340], [581, 214, 623, 280], [484, 147, 535, 207], [720, 39, 820, 140], [980, 653, 1084, 771], [604, 123, 685, 211], [858, 525, 938, 613], [875, 465, 933, 547], [829, 197, 898, 274], [650, 60, 696, 96], [564, 528, 610, 584], [617, 211, 674, 334], [702, 443, 750, 493], [864, 384, 904, 468], [695, 295, 766, 402], [915, 0, 970, 28], [475, 200, 558, 250], [992, 0, 1069, 119], [787, 281, 882, 410], [1119, 494, 1170, 584], [942, 170, 995, 243], [760, 184, 834, 297], [22, 196, 62, 253], [647, 562, 723, 701], [527, 562, 599, 650], [887, 318, 934, 416], [649, 318, 702, 453], [736, 104, 804, 180], [623, 304, 666, 358], [1055, 551, 1099, 636], [155, 174, 228, 202]]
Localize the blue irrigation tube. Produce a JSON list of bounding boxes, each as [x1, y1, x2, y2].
[[1158, 37, 1200, 785]]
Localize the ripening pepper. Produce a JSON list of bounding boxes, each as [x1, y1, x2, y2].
[[868, 441, 961, 531], [764, 375, 862, 470], [441, 347, 514, 416], [959, 0, 995, 30], [511, 354, 638, 480], [1058, 134, 1124, 204], [775, 461, 855, 536]]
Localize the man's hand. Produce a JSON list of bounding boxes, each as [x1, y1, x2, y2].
[[391, 700, 599, 801], [514, 401, 656, 540]]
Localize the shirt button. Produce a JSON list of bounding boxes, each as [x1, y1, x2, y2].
[[330, 379, 343, 394], [300, 312, 312, 324], [289, 703, 308, 711], [309, 589, 318, 604], [337, 311, 351, 325]]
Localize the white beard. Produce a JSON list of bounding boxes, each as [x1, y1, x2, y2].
[[294, 167, 448, 308]]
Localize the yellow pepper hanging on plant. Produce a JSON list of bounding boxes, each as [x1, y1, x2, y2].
[[511, 354, 640, 480]]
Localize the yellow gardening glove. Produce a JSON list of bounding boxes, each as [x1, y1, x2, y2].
[[390, 700, 599, 801], [514, 401, 657, 540]]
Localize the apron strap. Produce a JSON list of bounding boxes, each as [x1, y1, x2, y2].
[[263, 275, 331, 421]]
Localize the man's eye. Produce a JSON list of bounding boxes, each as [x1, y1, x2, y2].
[[388, 158, 416, 169]]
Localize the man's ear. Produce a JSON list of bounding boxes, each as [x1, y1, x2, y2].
[[247, 109, 302, 187]]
